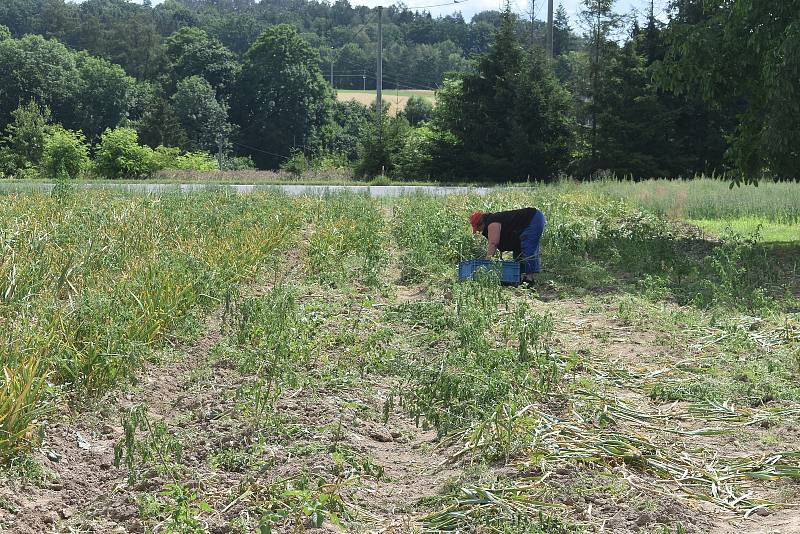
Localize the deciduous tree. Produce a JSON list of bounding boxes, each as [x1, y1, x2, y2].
[[232, 24, 333, 169]]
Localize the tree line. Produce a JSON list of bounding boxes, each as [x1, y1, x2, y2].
[[0, 0, 797, 183]]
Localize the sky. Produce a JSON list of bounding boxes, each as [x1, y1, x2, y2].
[[354, 0, 670, 24], [128, 0, 672, 25]]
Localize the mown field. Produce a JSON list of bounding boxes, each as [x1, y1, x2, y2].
[[0, 182, 798, 533], [336, 89, 435, 115]]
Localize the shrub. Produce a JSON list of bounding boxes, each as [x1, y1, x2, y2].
[[40, 126, 90, 179], [95, 127, 156, 179], [223, 155, 256, 171], [281, 150, 308, 176], [309, 151, 349, 171], [394, 126, 461, 181], [402, 95, 433, 126], [1, 100, 52, 175], [174, 151, 218, 171], [152, 146, 218, 171], [151, 146, 182, 170], [355, 116, 410, 178]]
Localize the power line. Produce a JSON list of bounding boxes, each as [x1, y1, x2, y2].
[[230, 140, 290, 161], [349, 11, 378, 43], [403, 0, 472, 10]]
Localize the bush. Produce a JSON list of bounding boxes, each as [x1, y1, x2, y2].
[[40, 126, 90, 179], [95, 127, 156, 179], [309, 151, 349, 171], [152, 146, 218, 171], [1, 100, 52, 175], [174, 151, 218, 171], [151, 146, 181, 170], [394, 126, 461, 181], [355, 116, 410, 178], [402, 95, 434, 126], [223, 155, 256, 171], [281, 150, 308, 176]]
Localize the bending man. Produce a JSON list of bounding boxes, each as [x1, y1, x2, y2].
[[469, 207, 546, 283]]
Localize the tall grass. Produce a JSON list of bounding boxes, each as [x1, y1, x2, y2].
[[575, 178, 800, 223], [0, 191, 302, 459]]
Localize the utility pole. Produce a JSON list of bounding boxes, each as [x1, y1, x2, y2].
[[376, 6, 383, 139], [362, 69, 366, 91], [330, 46, 334, 87], [530, 0, 535, 50], [546, 0, 554, 57]]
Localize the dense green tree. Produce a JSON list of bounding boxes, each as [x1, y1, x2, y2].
[[171, 76, 233, 154], [232, 24, 333, 168], [0, 0, 42, 36], [69, 0, 164, 80], [0, 34, 135, 142], [314, 100, 372, 161], [402, 96, 433, 126], [0, 0, 578, 93], [658, 0, 800, 181], [0, 100, 52, 173], [70, 52, 135, 143], [553, 3, 573, 56], [165, 27, 238, 96], [205, 14, 268, 55], [152, 0, 198, 37], [578, 0, 623, 175], [135, 96, 189, 150], [0, 34, 76, 130], [633, 15, 728, 177], [433, 11, 574, 180], [586, 40, 676, 177], [394, 125, 460, 180]]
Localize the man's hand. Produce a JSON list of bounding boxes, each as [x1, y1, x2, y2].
[[486, 222, 501, 258]]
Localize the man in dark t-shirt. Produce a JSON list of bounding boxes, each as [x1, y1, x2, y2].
[[469, 207, 546, 282]]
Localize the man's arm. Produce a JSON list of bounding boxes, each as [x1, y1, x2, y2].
[[486, 222, 501, 257]]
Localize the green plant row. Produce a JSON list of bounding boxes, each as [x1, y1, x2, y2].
[[0, 190, 302, 459]]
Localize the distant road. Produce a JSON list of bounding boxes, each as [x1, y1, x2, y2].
[[0, 183, 492, 197]]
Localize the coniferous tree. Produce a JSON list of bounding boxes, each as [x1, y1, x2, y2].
[[552, 3, 573, 56], [577, 0, 622, 175], [433, 8, 573, 180]]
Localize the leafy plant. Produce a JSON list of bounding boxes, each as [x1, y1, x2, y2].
[[95, 127, 156, 179], [40, 125, 90, 180]]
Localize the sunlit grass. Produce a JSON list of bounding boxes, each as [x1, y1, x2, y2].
[[577, 178, 800, 224], [0, 191, 302, 459], [690, 217, 799, 243]]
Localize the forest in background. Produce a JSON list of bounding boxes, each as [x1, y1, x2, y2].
[[0, 0, 797, 183]]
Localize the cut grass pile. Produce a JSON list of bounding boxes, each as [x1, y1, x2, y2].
[[0, 184, 798, 533]]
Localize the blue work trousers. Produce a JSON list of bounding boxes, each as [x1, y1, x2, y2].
[[519, 210, 545, 273]]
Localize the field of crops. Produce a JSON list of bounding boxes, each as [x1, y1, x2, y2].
[[0, 184, 798, 533]]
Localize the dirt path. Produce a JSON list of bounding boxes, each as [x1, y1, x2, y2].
[[0, 306, 226, 533], [527, 292, 800, 532]]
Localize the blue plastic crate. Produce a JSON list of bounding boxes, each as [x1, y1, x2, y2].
[[458, 259, 521, 284]]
